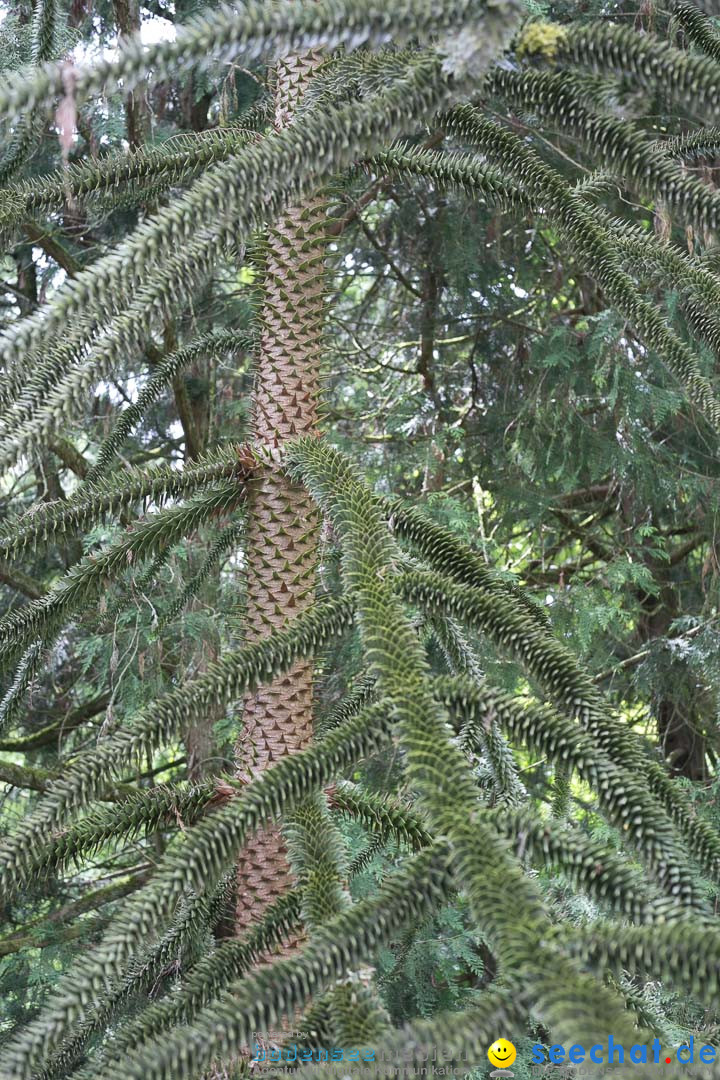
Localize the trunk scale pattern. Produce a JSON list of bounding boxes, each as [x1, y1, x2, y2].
[[235, 51, 327, 943]]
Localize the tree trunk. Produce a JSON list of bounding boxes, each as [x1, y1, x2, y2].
[[235, 52, 326, 942], [112, 0, 149, 150], [638, 589, 707, 781]]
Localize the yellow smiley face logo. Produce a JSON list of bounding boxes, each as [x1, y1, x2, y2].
[[487, 1039, 516, 1069]]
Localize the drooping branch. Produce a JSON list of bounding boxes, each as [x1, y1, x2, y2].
[[0, 126, 257, 242], [287, 437, 644, 1051], [2, 699, 394, 1077], [489, 66, 720, 233], [420, 113, 720, 430], [91, 845, 453, 1080], [0, 444, 248, 561], [40, 878, 236, 1080], [0, 57, 457, 447], [0, 0, 488, 122], [0, 595, 355, 902], [0, 483, 243, 669]]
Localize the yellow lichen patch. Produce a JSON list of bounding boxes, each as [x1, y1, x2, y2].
[[516, 21, 569, 61]]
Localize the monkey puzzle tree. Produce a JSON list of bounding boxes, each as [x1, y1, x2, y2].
[[1, 0, 720, 1078], [234, 46, 328, 947]]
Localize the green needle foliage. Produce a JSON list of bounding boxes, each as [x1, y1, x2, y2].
[[2, 0, 720, 1075]]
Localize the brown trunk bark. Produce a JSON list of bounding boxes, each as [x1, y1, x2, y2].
[[113, 0, 150, 149], [639, 592, 707, 781], [235, 52, 326, 942], [656, 697, 706, 781]]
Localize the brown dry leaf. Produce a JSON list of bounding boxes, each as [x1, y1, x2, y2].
[[236, 443, 258, 470], [208, 777, 238, 807], [173, 804, 186, 833]]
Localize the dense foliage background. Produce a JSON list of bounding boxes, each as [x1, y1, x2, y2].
[[1, 0, 719, 1074]]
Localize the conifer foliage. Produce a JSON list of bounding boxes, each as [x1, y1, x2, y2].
[[1, 0, 720, 1077]]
